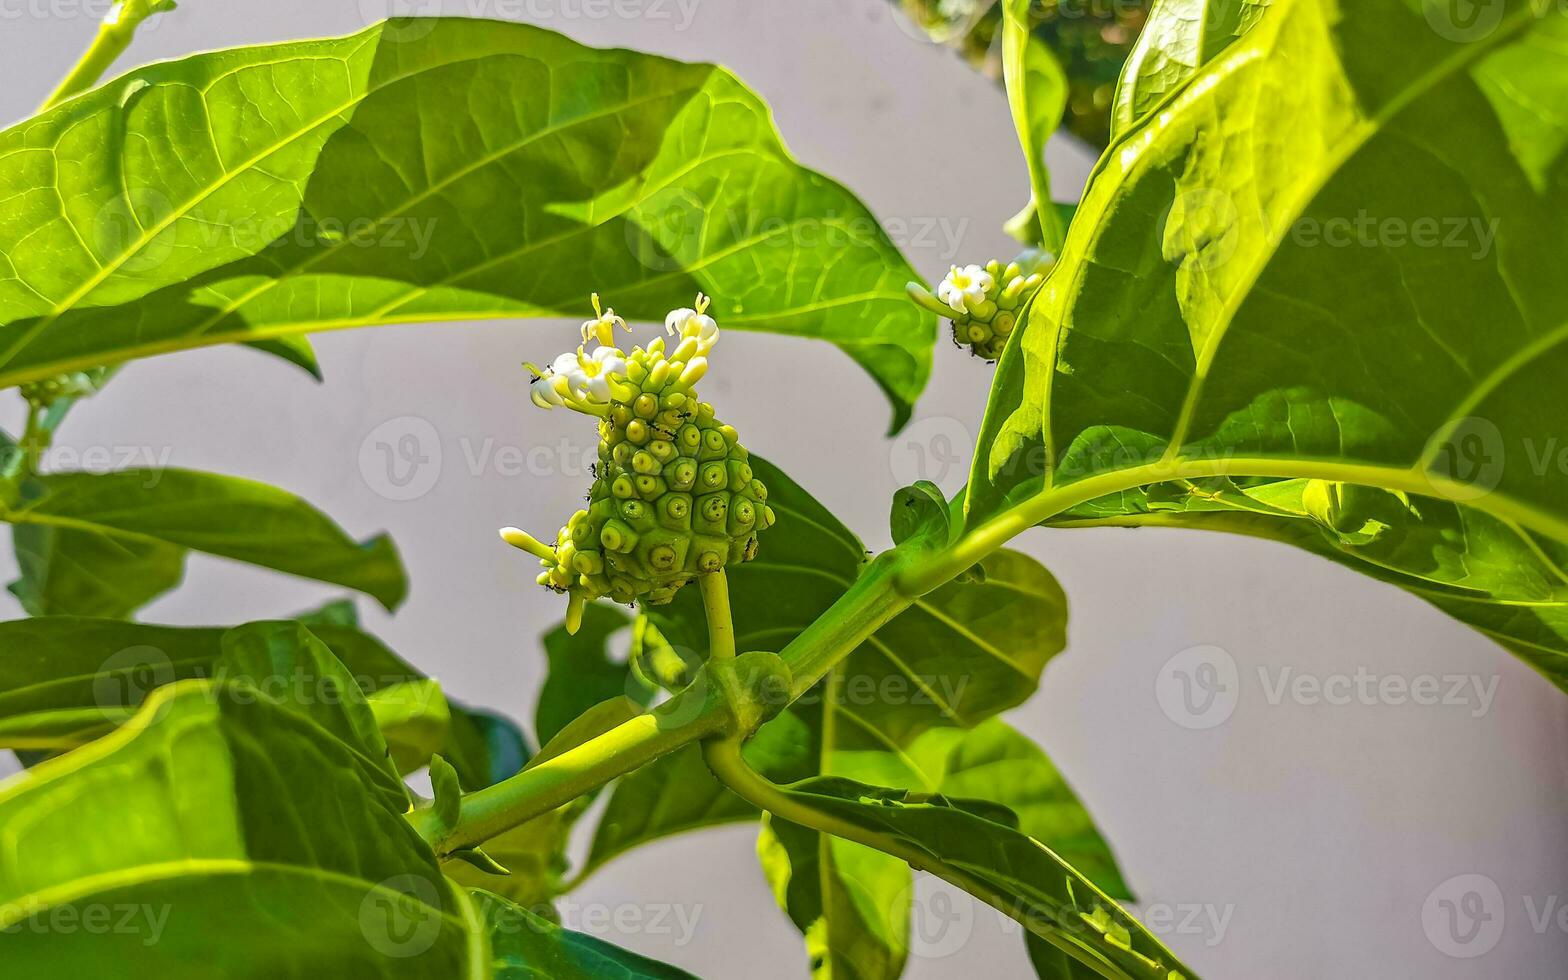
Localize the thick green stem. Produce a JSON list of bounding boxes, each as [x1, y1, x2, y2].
[[699, 569, 735, 662], [410, 693, 728, 858], [700, 736, 1131, 979], [40, 0, 165, 111]]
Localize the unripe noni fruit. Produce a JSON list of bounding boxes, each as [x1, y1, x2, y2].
[[522, 301, 774, 614]]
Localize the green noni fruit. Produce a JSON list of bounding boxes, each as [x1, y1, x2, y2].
[[503, 295, 775, 631]]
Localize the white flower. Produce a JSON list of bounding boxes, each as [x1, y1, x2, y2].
[[664, 293, 720, 355], [580, 292, 627, 348], [529, 346, 627, 412], [937, 264, 994, 315]]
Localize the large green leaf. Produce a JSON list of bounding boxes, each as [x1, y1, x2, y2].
[[1111, 0, 1273, 138], [0, 677, 468, 973], [9, 515, 184, 618], [0, 653, 685, 975], [0, 615, 524, 786], [0, 18, 932, 427], [773, 777, 1194, 980], [4, 469, 405, 610], [647, 457, 1069, 978], [969, 0, 1568, 686]]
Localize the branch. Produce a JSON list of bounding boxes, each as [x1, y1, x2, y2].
[[40, 0, 171, 111]]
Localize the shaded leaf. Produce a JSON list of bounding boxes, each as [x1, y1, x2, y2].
[[3, 469, 405, 610], [0, 616, 522, 786], [0, 680, 470, 974], [777, 777, 1193, 979], [477, 889, 698, 979]]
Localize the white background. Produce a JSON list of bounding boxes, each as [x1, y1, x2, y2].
[[2, 1, 1566, 976]]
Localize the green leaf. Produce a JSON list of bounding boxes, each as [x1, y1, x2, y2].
[[889, 480, 953, 550], [476, 889, 698, 979], [969, 0, 1568, 686], [0, 679, 475, 974], [535, 603, 652, 747], [293, 597, 360, 626], [1002, 0, 1070, 251], [1111, 0, 1273, 138], [0, 18, 933, 428], [759, 814, 911, 980], [0, 616, 524, 786], [937, 720, 1130, 901], [9, 513, 184, 618], [775, 777, 1195, 979], [430, 753, 463, 829], [3, 469, 406, 610], [647, 456, 1068, 977], [371, 679, 454, 776]]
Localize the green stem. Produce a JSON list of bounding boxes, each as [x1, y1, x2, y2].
[[409, 693, 728, 858], [17, 401, 46, 478], [699, 569, 735, 662], [700, 736, 1132, 980], [39, 0, 165, 111]]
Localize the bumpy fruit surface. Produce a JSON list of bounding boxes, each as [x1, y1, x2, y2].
[[519, 298, 775, 613]]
